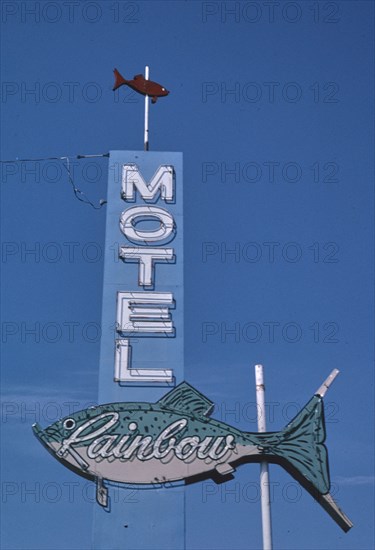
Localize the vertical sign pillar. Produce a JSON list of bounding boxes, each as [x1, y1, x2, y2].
[[255, 364, 273, 550], [92, 150, 185, 549], [144, 66, 150, 151]]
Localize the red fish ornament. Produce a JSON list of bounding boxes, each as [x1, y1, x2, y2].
[[113, 68, 169, 103]]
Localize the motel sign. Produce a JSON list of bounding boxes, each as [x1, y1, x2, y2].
[[93, 150, 185, 549]]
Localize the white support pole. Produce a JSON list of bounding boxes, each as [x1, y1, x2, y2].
[[144, 65, 149, 151], [255, 364, 273, 550]]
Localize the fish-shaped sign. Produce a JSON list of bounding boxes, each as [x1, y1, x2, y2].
[[113, 68, 169, 103], [32, 372, 352, 531]]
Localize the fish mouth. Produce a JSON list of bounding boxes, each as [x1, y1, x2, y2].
[[33, 423, 93, 480], [32, 423, 59, 452], [32, 423, 90, 471]]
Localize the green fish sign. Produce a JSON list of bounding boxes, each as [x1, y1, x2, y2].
[[33, 370, 352, 532]]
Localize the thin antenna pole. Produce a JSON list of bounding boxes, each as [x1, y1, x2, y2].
[[255, 364, 273, 550], [144, 65, 150, 151]]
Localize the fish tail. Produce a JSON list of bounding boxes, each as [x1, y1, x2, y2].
[[246, 370, 353, 532], [113, 68, 127, 91], [253, 371, 344, 496], [267, 394, 330, 495]]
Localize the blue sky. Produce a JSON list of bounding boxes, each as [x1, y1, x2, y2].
[[1, 1, 374, 549]]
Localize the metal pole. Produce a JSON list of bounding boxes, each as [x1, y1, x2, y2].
[[255, 364, 273, 550], [144, 65, 149, 151]]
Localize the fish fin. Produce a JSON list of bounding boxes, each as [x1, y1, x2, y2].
[[151, 96, 158, 104], [133, 74, 144, 80], [96, 476, 109, 509], [113, 68, 127, 91], [215, 463, 235, 476], [157, 382, 214, 418]]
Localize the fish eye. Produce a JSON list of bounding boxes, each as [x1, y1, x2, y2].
[[63, 418, 76, 430], [162, 87, 165, 91]]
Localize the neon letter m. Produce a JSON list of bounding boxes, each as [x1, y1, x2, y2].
[[122, 163, 174, 202]]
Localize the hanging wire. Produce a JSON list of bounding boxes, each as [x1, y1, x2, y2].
[[0, 153, 109, 163], [1, 156, 62, 162], [0, 153, 109, 210], [62, 156, 107, 210]]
